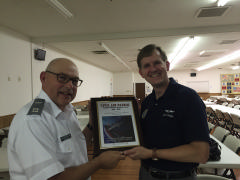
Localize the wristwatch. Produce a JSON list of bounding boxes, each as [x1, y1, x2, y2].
[[152, 148, 158, 161]]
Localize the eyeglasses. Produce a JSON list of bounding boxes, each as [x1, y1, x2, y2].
[[46, 71, 83, 87]]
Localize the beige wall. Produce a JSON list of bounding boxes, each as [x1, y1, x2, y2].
[[0, 27, 113, 116]]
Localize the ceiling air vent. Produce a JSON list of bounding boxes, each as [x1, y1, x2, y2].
[[92, 50, 109, 54], [195, 6, 231, 18], [220, 40, 238, 44]]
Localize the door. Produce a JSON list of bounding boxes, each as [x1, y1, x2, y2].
[[135, 83, 145, 103]]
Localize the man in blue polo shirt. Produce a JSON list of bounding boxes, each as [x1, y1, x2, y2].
[[124, 44, 210, 180]]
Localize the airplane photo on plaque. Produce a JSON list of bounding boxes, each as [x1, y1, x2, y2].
[[90, 97, 142, 155]]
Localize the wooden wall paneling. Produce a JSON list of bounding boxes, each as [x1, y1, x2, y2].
[[0, 114, 15, 129]]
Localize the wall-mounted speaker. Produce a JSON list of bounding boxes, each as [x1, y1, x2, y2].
[[190, 73, 196, 77], [34, 49, 46, 61]]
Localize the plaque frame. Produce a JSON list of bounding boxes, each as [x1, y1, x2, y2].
[[90, 97, 143, 155]]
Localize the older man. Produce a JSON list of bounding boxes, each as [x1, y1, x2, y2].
[[8, 58, 124, 180]]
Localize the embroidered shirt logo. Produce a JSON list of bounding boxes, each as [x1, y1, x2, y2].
[[163, 109, 175, 118], [142, 109, 149, 119]]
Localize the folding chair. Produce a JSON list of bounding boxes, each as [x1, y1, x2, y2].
[[234, 105, 240, 110], [206, 107, 218, 125], [227, 103, 234, 108], [198, 127, 228, 176], [212, 126, 230, 142], [208, 122, 215, 133], [221, 135, 240, 180], [215, 109, 226, 128], [222, 112, 234, 133], [231, 113, 240, 138], [221, 102, 228, 106]]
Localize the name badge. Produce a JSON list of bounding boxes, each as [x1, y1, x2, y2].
[[60, 133, 72, 142]]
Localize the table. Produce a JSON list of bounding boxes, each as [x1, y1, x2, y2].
[[199, 135, 240, 169], [0, 148, 8, 172], [206, 104, 240, 117], [203, 101, 216, 105]]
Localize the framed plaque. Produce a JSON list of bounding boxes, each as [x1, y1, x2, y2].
[[91, 97, 143, 155]]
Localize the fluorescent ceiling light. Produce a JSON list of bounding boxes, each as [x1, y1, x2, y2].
[[99, 42, 132, 70], [196, 50, 240, 71], [199, 51, 205, 56], [217, 0, 230, 6], [46, 0, 73, 18], [232, 66, 240, 70], [169, 36, 199, 71]]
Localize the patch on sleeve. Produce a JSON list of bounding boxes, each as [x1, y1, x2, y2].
[[27, 98, 45, 115]]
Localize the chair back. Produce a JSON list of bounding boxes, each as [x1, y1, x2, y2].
[[234, 105, 240, 110], [215, 109, 225, 120], [208, 122, 215, 133], [206, 107, 217, 124], [222, 102, 228, 106], [231, 114, 240, 127], [223, 134, 240, 154], [223, 112, 233, 123], [212, 126, 230, 142], [222, 112, 234, 131], [227, 103, 234, 108]]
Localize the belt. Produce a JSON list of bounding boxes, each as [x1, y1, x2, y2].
[[142, 163, 196, 179]]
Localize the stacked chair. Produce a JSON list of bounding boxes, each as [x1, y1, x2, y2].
[[203, 97, 240, 179], [206, 107, 218, 125], [222, 112, 234, 133], [231, 113, 240, 138], [215, 109, 226, 128]]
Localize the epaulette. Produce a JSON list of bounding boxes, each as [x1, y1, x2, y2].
[[27, 98, 45, 115]]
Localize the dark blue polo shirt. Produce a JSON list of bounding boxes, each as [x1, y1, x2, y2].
[[141, 78, 209, 171]]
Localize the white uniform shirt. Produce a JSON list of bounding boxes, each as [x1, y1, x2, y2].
[[8, 90, 90, 180]]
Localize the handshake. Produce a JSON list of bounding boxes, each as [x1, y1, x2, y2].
[[94, 146, 152, 169]]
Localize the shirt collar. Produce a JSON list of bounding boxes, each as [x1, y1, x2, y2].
[[38, 89, 74, 118], [151, 77, 177, 101]]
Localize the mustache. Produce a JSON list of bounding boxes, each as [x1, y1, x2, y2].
[[59, 88, 74, 95]]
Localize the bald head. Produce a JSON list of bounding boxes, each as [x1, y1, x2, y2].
[[46, 58, 78, 73]]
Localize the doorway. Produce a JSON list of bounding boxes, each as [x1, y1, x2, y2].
[[135, 83, 145, 103]]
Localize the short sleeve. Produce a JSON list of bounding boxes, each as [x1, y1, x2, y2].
[[14, 117, 64, 180], [181, 90, 210, 143]]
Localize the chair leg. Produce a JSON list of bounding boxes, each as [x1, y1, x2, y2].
[[222, 169, 228, 177], [223, 169, 236, 180]]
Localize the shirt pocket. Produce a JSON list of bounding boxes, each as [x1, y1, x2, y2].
[[56, 138, 73, 165]]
